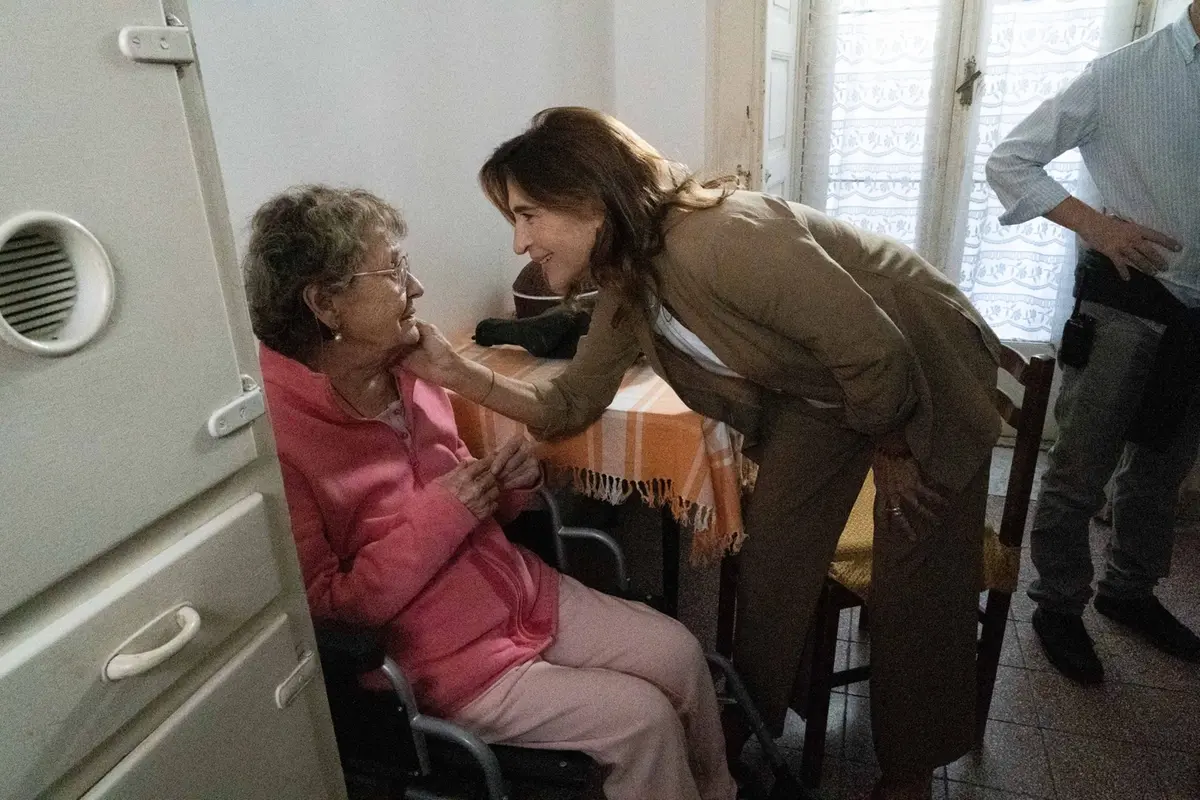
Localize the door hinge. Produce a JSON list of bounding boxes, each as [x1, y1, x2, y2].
[[207, 375, 266, 438], [118, 24, 195, 65]]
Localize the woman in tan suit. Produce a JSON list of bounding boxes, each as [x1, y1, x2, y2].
[[407, 107, 1002, 800]]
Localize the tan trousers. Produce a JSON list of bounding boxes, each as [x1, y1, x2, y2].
[[453, 574, 737, 800], [732, 400, 987, 776]]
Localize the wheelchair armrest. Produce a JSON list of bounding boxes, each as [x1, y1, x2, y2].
[[558, 525, 631, 594], [370, 655, 510, 800], [412, 716, 510, 800], [535, 486, 570, 569], [313, 621, 386, 677], [535, 486, 632, 593]]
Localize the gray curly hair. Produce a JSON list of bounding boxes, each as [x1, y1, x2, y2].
[[243, 185, 407, 361]]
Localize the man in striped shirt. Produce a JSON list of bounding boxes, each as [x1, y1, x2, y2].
[[987, 3, 1200, 684]]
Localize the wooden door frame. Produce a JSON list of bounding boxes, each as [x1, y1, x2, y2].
[[706, 0, 767, 187]]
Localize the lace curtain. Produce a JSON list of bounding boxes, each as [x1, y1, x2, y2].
[[798, 0, 943, 247], [955, 0, 1129, 341], [797, 0, 1138, 341]]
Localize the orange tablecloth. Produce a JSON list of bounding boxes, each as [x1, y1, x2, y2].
[[448, 343, 749, 565]]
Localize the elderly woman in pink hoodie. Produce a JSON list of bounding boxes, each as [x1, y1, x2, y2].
[[244, 185, 735, 800]]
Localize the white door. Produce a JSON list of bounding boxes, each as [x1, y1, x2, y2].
[[763, 0, 800, 197], [0, 1, 344, 797]]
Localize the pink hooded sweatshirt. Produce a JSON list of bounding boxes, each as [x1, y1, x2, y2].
[[259, 344, 559, 715]]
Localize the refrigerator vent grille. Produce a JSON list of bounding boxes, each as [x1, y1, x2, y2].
[[0, 230, 78, 341]]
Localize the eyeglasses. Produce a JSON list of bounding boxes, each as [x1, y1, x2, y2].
[[351, 251, 410, 285]]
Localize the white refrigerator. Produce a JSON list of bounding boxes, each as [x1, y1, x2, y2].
[[0, 1, 347, 797]]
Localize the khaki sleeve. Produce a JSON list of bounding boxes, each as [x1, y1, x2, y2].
[[712, 212, 918, 436], [527, 289, 641, 440]]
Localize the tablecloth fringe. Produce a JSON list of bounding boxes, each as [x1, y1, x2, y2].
[[555, 466, 745, 566]]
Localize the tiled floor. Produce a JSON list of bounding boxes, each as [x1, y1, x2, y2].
[[728, 447, 1200, 800]]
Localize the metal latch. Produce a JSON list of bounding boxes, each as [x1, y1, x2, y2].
[[955, 56, 983, 107], [207, 375, 266, 438], [118, 24, 195, 65]]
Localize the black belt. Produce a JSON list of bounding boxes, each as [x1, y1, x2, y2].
[[1074, 249, 1181, 325]]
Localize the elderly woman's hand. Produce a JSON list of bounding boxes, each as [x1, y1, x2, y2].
[[435, 456, 500, 520], [491, 434, 542, 491], [872, 433, 947, 539]]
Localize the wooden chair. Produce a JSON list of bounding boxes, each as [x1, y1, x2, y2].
[[793, 345, 1055, 786]]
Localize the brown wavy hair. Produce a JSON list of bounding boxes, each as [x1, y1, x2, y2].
[[480, 107, 729, 319], [243, 185, 406, 362]]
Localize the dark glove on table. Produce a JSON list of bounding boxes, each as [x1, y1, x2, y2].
[[474, 304, 592, 359]]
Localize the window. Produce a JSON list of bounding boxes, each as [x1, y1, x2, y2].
[[782, 0, 1145, 340]]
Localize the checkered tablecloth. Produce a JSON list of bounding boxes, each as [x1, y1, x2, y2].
[[449, 342, 749, 565]]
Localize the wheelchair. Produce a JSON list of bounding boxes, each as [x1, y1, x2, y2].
[[315, 488, 813, 800]]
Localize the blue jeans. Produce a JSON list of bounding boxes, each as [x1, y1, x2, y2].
[[1029, 302, 1200, 615]]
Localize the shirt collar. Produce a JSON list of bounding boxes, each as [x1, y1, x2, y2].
[[258, 342, 408, 419], [1173, 6, 1200, 64]]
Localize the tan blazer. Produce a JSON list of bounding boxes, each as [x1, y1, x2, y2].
[[527, 191, 1002, 493]]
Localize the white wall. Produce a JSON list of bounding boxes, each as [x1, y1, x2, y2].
[[188, 0, 614, 337], [1154, 0, 1191, 28], [613, 0, 709, 172]]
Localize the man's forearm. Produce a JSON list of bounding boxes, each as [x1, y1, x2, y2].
[[1044, 196, 1105, 244]]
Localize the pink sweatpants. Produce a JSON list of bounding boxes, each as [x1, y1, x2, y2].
[[452, 574, 737, 800]]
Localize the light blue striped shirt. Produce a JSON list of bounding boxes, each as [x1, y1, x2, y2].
[[986, 9, 1200, 306]]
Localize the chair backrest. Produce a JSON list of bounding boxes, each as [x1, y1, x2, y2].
[[994, 346, 1056, 548]]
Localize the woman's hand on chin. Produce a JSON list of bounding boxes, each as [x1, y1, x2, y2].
[[403, 320, 462, 387]]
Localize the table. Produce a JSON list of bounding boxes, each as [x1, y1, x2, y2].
[[448, 342, 749, 632]]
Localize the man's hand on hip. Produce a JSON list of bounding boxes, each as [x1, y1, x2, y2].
[[1047, 197, 1182, 281], [1080, 214, 1182, 280]]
